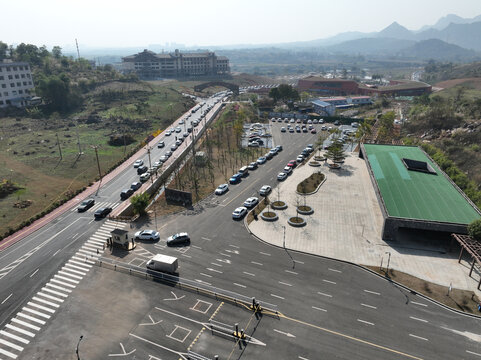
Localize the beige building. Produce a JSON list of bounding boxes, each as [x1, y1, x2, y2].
[[121, 49, 229, 79], [0, 61, 38, 108]]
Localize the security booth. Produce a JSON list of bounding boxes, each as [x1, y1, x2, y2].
[[110, 228, 136, 250]]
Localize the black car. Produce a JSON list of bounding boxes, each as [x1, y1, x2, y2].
[[131, 182, 142, 191], [120, 188, 134, 200], [94, 207, 112, 219], [137, 165, 148, 175], [157, 141, 165, 148], [77, 199, 95, 212]]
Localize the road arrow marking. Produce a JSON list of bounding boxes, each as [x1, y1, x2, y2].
[[273, 329, 296, 338]]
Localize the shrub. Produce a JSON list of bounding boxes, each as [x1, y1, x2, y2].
[[468, 219, 481, 241]]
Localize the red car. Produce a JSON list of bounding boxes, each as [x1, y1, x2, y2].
[[311, 128, 317, 134], [287, 160, 297, 168]]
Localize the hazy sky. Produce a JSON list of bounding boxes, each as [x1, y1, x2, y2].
[[2, 0, 481, 49]]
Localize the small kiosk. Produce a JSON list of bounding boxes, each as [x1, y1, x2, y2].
[[110, 228, 136, 250]]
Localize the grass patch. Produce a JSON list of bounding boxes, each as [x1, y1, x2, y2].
[[365, 266, 481, 313], [297, 172, 325, 193]]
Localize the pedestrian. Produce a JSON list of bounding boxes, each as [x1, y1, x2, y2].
[[478, 303, 481, 312]]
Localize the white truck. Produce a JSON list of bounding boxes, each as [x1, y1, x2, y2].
[[146, 254, 178, 274]]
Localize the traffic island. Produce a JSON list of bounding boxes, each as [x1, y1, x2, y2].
[[261, 211, 278, 221], [271, 200, 287, 210], [288, 216, 306, 227], [297, 205, 314, 215]]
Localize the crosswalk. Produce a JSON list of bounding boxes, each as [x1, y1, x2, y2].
[[0, 220, 126, 359], [71, 201, 121, 213]]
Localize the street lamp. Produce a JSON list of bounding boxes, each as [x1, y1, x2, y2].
[[76, 335, 83, 359], [385, 251, 391, 275], [282, 225, 286, 249]]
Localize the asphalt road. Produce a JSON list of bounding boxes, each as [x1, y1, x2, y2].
[[1, 106, 481, 359]]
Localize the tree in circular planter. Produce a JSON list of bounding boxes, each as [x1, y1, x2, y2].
[[262, 195, 277, 219], [271, 183, 287, 209], [287, 194, 306, 226], [297, 185, 314, 215]]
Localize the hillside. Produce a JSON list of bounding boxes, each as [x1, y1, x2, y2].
[[326, 37, 416, 55], [399, 39, 477, 61]]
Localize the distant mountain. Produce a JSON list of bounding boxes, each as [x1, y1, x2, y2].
[[376, 22, 415, 40], [416, 21, 481, 51], [399, 39, 477, 61], [326, 37, 415, 55], [423, 13, 481, 31]]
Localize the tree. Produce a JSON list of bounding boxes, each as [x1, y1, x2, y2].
[[0, 41, 8, 61], [325, 138, 345, 162], [269, 87, 280, 102], [130, 193, 150, 216], [468, 219, 481, 241], [52, 46, 62, 59]]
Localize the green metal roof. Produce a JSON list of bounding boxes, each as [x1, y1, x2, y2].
[[364, 144, 480, 224]]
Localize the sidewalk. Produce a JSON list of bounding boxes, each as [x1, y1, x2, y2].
[[247, 152, 481, 298]]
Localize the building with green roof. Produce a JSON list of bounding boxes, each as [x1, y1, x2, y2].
[[361, 144, 481, 240]]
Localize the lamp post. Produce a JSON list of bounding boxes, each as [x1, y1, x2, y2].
[[282, 225, 286, 249], [385, 251, 391, 275], [76, 335, 83, 359]]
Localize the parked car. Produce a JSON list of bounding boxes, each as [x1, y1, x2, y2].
[[265, 152, 273, 160], [167, 232, 190, 246], [137, 165, 148, 175], [296, 155, 305, 163], [157, 141, 165, 148], [321, 125, 327, 131], [259, 185, 272, 196], [131, 182, 142, 191], [94, 207, 112, 219], [289, 128, 295, 133], [243, 197, 259, 208], [120, 188, 134, 200], [313, 119, 319, 124], [171, 144, 178, 151], [248, 162, 258, 170], [183, 132, 189, 138], [135, 229, 160, 241], [133, 159, 144, 168], [248, 141, 260, 148], [160, 155, 169, 162], [311, 129, 317, 134], [302, 127, 308, 133], [215, 183, 229, 195], [275, 145, 283, 152], [140, 172, 150, 182], [232, 207, 248, 220], [165, 151, 172, 157], [287, 160, 297, 168], [229, 173, 243, 184], [277, 172, 288, 181], [280, 127, 286, 132], [283, 166, 292, 174], [175, 127, 182, 133], [257, 156, 267, 165], [77, 199, 95, 212], [153, 161, 162, 169], [165, 130, 172, 136], [175, 139, 183, 146]]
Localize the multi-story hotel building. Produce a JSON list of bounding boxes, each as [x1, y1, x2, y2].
[[122, 49, 230, 79], [0, 61, 38, 108]]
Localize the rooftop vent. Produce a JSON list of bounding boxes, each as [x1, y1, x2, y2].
[[402, 158, 437, 175]]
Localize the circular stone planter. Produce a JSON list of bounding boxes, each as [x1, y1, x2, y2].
[[288, 216, 306, 227], [309, 161, 321, 167], [271, 201, 288, 210], [328, 163, 341, 169], [314, 156, 326, 161], [260, 211, 278, 221], [297, 206, 314, 215]]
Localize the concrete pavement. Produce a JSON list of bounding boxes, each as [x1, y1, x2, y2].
[[247, 151, 481, 299]]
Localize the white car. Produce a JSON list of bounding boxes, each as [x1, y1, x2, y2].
[[133, 159, 144, 168], [165, 130, 172, 136], [134, 230, 160, 241], [140, 173, 150, 182], [232, 207, 248, 219], [259, 185, 272, 196], [243, 197, 259, 208], [283, 166, 292, 174], [215, 183, 229, 195], [277, 172, 287, 181]]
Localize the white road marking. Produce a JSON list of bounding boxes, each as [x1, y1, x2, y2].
[[32, 296, 60, 308], [51, 277, 77, 287], [357, 319, 374, 326], [58, 270, 83, 280], [312, 306, 327, 312], [11, 318, 41, 331], [260, 252, 271, 256], [195, 279, 211, 286], [62, 266, 87, 276], [206, 268, 223, 274], [68, 259, 92, 269], [410, 316, 428, 323], [229, 244, 239, 248], [279, 281, 292, 287], [0, 337, 24, 352], [0, 344, 19, 358], [37, 292, 64, 303], [65, 263, 90, 273], [233, 283, 246, 288], [271, 294, 285, 300], [361, 303, 377, 309], [27, 301, 55, 313], [1, 293, 13, 304], [220, 252, 231, 257], [243, 271, 255, 277], [466, 350, 481, 357], [192, 245, 202, 249], [182, 254, 191, 258], [285, 270, 298, 275], [200, 273, 212, 278], [411, 301, 428, 307], [202, 237, 212, 241], [17, 312, 45, 325], [0, 329, 30, 344], [298, 357, 309, 360], [294, 260, 304, 264], [251, 261, 263, 266], [364, 289, 380, 295], [273, 329, 296, 338], [210, 262, 222, 267], [328, 268, 342, 273], [52, 249, 61, 257], [323, 279, 336, 285], [409, 334, 428, 341], [317, 292, 332, 298], [5, 323, 35, 337], [22, 307, 50, 319], [46, 282, 72, 293]]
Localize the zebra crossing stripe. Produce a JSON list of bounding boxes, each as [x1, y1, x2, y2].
[[62, 266, 87, 276], [50, 278, 76, 288], [0, 329, 30, 344], [0, 337, 24, 352], [31, 297, 59, 309], [68, 259, 92, 269], [87, 239, 104, 246], [57, 270, 83, 280], [71, 256, 94, 265], [36, 292, 64, 303], [5, 324, 35, 338], [11, 318, 41, 331], [21, 307, 50, 320], [82, 244, 101, 252], [53, 274, 79, 284], [16, 312, 45, 325], [76, 249, 99, 258], [26, 302, 55, 314], [64, 263, 90, 273], [42, 287, 68, 298], [0, 345, 19, 358]]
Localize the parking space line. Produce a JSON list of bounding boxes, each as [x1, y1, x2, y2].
[[409, 316, 428, 323], [357, 319, 374, 326], [279, 281, 292, 287], [285, 270, 298, 275], [409, 334, 428, 341], [364, 290, 380, 295], [317, 292, 332, 298], [312, 306, 327, 312], [234, 283, 246, 288], [323, 279, 336, 285], [361, 303, 377, 309], [251, 261, 263, 266], [271, 294, 285, 300], [243, 271, 255, 277]]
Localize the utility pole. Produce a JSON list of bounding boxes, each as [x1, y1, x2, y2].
[[56, 133, 62, 160], [146, 146, 153, 183], [75, 120, 83, 155], [75, 38, 80, 60], [92, 146, 102, 195]]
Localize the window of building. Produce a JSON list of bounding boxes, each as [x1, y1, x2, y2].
[[23, 82, 27, 86], [13, 66, 17, 71], [0, 100, 3, 105], [8, 75, 13, 80], [0, 76, 3, 80], [26, 74, 30, 78], [19, 90, 23, 94], [15, 74, 19, 79], [17, 82, 21, 86], [21, 74, 25, 78], [6, 67, 11, 71], [28, 81, 32, 85], [12, 91, 17, 95], [18, 66, 23, 70], [1, 84, 5, 88], [3, 92, 8, 96], [10, 83, 15, 87]]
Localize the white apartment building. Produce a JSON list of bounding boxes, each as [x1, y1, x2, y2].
[[121, 49, 230, 79], [0, 61, 38, 108]]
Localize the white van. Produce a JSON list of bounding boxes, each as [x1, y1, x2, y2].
[[239, 166, 249, 177]]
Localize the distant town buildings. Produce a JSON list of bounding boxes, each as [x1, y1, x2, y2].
[[311, 96, 372, 116], [121, 49, 230, 79], [298, 76, 431, 97], [0, 61, 39, 108]]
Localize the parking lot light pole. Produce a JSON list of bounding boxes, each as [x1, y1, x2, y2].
[[76, 335, 83, 359]]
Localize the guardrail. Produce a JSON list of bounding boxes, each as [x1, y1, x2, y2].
[[94, 256, 278, 314]]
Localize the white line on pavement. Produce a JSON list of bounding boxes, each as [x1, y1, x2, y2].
[[361, 303, 377, 309], [466, 350, 481, 357], [409, 316, 428, 323], [260, 252, 271, 256], [0, 329, 30, 344], [0, 343, 20, 358], [312, 306, 327, 312], [206, 268, 223, 274], [317, 292, 332, 298], [271, 294, 285, 300], [251, 261, 263, 266], [17, 312, 46, 325], [409, 334, 428, 341], [285, 270, 298, 275], [1, 293, 13, 304], [279, 281, 292, 287], [22, 307, 50, 319], [5, 323, 35, 337], [411, 301, 428, 307], [11, 318, 41, 331], [357, 319, 374, 326], [364, 289, 380, 295], [32, 296, 60, 308], [328, 268, 342, 273], [243, 271, 255, 277], [229, 244, 239, 248], [27, 301, 55, 313], [210, 262, 222, 267], [323, 279, 336, 285], [294, 260, 304, 264], [0, 337, 24, 352], [233, 283, 246, 288]]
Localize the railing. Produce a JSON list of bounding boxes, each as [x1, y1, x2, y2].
[[94, 256, 278, 314]]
